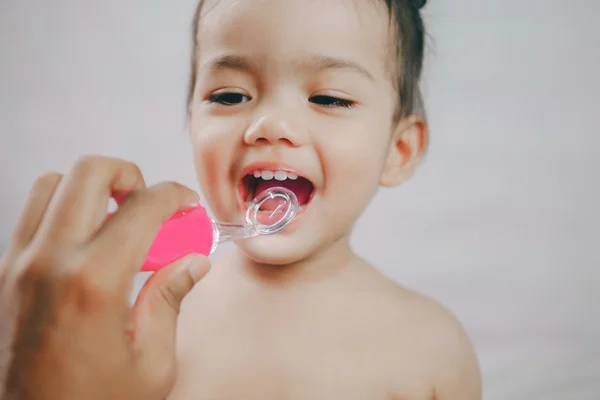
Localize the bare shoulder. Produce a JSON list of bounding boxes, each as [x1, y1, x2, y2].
[[361, 268, 483, 400], [401, 290, 482, 399]]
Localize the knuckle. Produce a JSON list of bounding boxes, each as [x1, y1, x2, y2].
[[72, 154, 131, 173], [73, 154, 103, 171], [10, 248, 106, 316], [70, 154, 108, 179], [71, 155, 143, 188], [16, 265, 49, 294], [26, 249, 107, 312], [58, 268, 107, 313], [117, 161, 145, 189], [112, 157, 142, 177], [123, 160, 143, 177], [15, 247, 56, 289], [25, 246, 57, 270], [158, 283, 182, 312]]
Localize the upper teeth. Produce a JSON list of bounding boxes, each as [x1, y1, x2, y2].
[[253, 170, 298, 181]]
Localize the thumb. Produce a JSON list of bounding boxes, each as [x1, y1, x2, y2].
[[130, 255, 210, 387]]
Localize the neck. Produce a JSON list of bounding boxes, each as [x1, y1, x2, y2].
[[230, 234, 360, 286]]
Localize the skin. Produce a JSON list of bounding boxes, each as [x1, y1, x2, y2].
[[0, 156, 211, 400], [0, 0, 480, 398], [172, 0, 482, 399]]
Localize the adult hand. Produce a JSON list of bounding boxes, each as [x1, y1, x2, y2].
[[0, 156, 210, 400]]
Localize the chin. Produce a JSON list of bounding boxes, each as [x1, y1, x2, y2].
[[234, 230, 315, 266]]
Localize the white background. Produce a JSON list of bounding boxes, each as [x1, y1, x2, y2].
[[1, 0, 599, 398]]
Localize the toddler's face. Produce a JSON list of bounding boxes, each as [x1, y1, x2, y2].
[[189, 0, 422, 265]]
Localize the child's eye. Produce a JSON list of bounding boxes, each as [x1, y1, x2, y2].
[[208, 92, 251, 106], [309, 95, 355, 109]]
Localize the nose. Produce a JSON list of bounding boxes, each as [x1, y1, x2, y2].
[[244, 115, 304, 147]]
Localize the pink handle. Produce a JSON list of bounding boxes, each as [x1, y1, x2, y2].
[[108, 195, 214, 272], [139, 205, 214, 272]]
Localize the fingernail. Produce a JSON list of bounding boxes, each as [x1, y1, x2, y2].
[[185, 192, 201, 208], [188, 258, 207, 283], [186, 201, 200, 209]]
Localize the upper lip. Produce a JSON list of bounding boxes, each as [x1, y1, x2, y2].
[[240, 161, 315, 184]]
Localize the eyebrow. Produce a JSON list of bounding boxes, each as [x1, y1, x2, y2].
[[204, 54, 259, 72], [200, 54, 374, 80], [307, 55, 374, 80]]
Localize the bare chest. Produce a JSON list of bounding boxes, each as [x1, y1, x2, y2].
[[169, 298, 431, 400]]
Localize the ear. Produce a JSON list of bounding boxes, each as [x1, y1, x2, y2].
[[379, 114, 428, 187]]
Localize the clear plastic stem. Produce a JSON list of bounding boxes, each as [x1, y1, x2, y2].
[[212, 221, 260, 244]]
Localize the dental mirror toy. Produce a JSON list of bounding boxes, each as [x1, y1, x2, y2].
[[131, 186, 298, 272]]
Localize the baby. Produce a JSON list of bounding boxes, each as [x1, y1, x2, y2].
[[169, 0, 482, 399]]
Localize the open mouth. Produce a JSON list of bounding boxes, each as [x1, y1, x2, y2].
[[239, 169, 315, 212]]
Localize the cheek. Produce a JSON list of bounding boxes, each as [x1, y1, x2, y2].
[[190, 131, 223, 188], [320, 133, 388, 215], [189, 118, 240, 213], [322, 125, 389, 185]]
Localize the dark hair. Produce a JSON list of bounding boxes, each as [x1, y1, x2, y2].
[[187, 0, 428, 120], [384, 0, 428, 119]]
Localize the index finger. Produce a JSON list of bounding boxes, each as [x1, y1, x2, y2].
[[37, 156, 146, 245], [85, 181, 200, 296]]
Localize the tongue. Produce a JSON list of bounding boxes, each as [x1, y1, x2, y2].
[[255, 178, 312, 209]]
